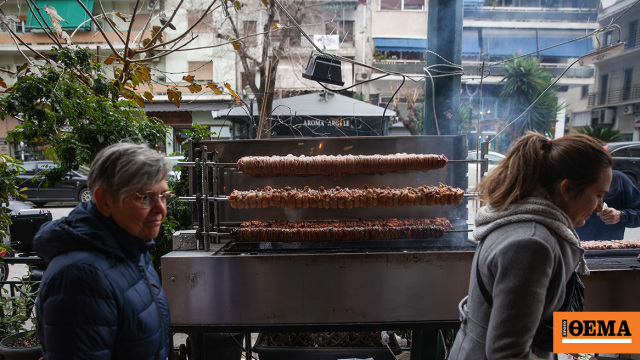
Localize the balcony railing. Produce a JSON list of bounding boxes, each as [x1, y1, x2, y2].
[[373, 61, 425, 74], [588, 84, 640, 107], [372, 60, 594, 78]]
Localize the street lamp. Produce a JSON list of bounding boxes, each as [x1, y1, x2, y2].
[[242, 85, 256, 137]]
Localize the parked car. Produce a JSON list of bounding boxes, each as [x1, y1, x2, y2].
[[604, 141, 640, 188], [16, 161, 91, 207], [467, 150, 505, 190]]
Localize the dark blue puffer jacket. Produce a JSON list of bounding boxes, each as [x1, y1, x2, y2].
[[33, 201, 171, 360]]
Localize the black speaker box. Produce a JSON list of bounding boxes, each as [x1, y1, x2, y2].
[[9, 209, 52, 254]]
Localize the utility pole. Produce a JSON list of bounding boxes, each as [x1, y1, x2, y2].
[[422, 0, 463, 136], [413, 1, 463, 356]]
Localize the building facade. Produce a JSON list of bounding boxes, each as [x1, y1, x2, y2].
[[567, 0, 640, 141], [1, 0, 607, 152]]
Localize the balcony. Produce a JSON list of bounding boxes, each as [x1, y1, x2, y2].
[[463, 6, 598, 22], [373, 60, 425, 74], [372, 60, 594, 78], [588, 84, 640, 107]]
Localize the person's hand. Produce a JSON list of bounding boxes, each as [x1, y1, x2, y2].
[[598, 207, 622, 224]]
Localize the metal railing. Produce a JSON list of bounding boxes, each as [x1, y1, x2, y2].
[[588, 84, 640, 107]]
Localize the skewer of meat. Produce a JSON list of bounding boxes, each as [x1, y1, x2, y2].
[[581, 239, 640, 250], [240, 217, 453, 230], [231, 224, 446, 242], [227, 184, 465, 209], [237, 153, 448, 176]]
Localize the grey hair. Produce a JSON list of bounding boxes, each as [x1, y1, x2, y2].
[[88, 142, 172, 203]]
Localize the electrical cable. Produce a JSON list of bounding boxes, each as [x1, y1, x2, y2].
[[218, 0, 640, 141]]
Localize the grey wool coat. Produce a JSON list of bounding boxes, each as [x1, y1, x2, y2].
[[448, 195, 586, 360]]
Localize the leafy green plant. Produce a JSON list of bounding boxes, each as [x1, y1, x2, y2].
[[184, 124, 217, 142], [574, 126, 623, 143], [0, 279, 38, 342], [0, 47, 168, 185], [0, 154, 24, 273], [0, 154, 24, 240], [496, 55, 563, 153]]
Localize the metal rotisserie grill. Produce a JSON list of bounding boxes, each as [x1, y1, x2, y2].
[[161, 135, 640, 334]]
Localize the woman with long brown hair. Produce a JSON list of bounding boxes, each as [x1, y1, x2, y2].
[[449, 132, 613, 360]]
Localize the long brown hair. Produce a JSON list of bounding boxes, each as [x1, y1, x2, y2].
[[477, 132, 613, 211]]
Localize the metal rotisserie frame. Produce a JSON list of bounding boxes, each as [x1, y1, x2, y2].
[[203, 135, 469, 232]]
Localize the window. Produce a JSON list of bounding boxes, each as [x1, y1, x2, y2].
[[600, 74, 609, 105], [325, 20, 355, 46], [623, 68, 633, 101], [572, 111, 591, 127], [403, 0, 425, 10], [0, 17, 24, 33], [188, 10, 213, 32], [243, 21, 257, 46], [188, 62, 213, 83], [380, 0, 425, 11], [627, 20, 638, 49], [604, 30, 614, 46], [628, 146, 640, 158], [581, 85, 589, 99]]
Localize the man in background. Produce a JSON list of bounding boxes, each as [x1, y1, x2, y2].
[[576, 170, 640, 240]]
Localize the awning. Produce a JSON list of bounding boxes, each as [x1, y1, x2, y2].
[[374, 38, 427, 52], [26, 0, 94, 31], [462, 29, 481, 55], [322, 0, 358, 9], [219, 92, 396, 118]]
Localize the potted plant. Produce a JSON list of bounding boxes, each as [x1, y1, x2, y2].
[[0, 277, 42, 360], [0, 154, 42, 359]]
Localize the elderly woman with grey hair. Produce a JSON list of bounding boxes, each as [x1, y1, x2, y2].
[[33, 143, 175, 360]]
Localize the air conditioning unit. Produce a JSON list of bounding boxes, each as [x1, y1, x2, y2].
[[623, 105, 634, 115], [357, 72, 369, 80], [148, 0, 161, 10]]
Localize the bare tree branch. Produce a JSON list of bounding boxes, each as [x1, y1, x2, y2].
[[26, 0, 63, 47], [94, 0, 126, 43], [74, 0, 124, 61]]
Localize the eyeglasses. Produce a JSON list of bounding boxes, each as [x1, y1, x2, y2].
[[134, 190, 177, 209]]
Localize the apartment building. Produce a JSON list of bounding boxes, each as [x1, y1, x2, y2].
[[0, 0, 236, 157], [460, 0, 599, 146], [567, 0, 640, 141]]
